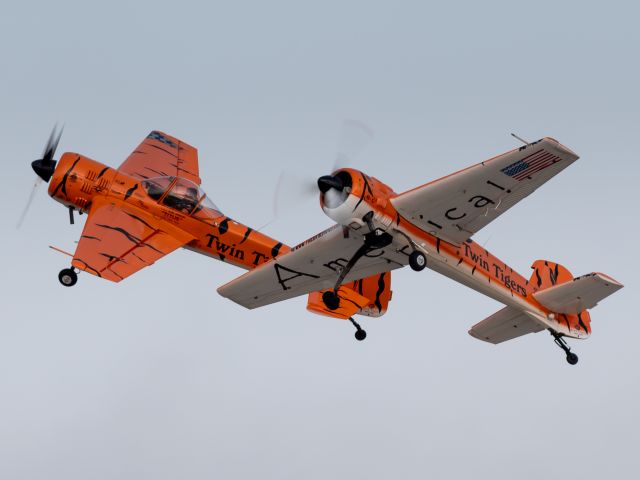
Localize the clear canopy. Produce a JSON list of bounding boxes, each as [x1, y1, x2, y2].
[[141, 176, 220, 217]]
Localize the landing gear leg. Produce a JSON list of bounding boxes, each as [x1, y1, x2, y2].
[[321, 222, 393, 311], [58, 268, 78, 287], [349, 317, 367, 341], [392, 228, 425, 271], [550, 330, 579, 365]]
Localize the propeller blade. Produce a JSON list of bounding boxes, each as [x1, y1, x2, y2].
[[32, 124, 63, 182], [258, 120, 374, 229], [42, 124, 63, 162], [16, 178, 43, 229]]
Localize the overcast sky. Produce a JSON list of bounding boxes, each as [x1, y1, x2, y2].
[[1, 1, 638, 479]]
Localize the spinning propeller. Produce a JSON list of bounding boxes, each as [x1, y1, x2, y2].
[[17, 125, 63, 228], [259, 120, 373, 230]]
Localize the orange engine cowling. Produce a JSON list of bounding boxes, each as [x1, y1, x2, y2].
[[48, 152, 114, 212], [318, 168, 397, 232], [307, 272, 392, 320]]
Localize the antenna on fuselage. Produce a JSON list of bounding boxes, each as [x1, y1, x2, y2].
[[510, 133, 531, 146]]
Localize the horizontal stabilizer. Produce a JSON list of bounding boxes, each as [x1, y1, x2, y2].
[[533, 273, 623, 314], [469, 307, 546, 344]]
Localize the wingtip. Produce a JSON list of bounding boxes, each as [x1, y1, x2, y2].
[[543, 137, 579, 160]]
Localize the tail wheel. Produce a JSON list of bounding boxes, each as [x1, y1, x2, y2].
[[409, 250, 426, 271], [58, 268, 77, 287], [566, 353, 579, 365]]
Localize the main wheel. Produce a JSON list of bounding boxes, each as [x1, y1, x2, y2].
[[355, 329, 367, 341], [322, 291, 340, 310], [409, 250, 426, 271], [58, 268, 77, 287], [566, 352, 579, 365]]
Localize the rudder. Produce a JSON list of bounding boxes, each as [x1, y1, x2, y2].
[[529, 260, 573, 290]]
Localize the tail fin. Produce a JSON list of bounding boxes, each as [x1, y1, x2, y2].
[[529, 260, 573, 290]]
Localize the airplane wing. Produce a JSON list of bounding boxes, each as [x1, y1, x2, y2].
[[391, 137, 579, 246], [117, 130, 201, 185], [469, 306, 546, 344], [217, 225, 407, 309], [71, 197, 194, 282]]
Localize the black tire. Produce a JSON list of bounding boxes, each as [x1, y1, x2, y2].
[[355, 329, 367, 341], [322, 291, 340, 310], [566, 352, 579, 365], [58, 268, 77, 287], [409, 250, 426, 271]]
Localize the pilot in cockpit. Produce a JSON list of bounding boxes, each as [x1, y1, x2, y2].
[[163, 183, 199, 213]]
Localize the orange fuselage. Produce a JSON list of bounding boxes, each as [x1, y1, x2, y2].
[[48, 152, 290, 270]]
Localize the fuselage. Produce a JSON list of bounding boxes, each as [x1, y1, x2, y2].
[[48, 152, 290, 271]]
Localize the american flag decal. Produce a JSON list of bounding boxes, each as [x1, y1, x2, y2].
[[501, 150, 561, 181]]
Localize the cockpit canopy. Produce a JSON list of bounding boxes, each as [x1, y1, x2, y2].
[[141, 176, 220, 216]]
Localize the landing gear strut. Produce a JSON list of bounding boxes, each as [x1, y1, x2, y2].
[[550, 330, 579, 365], [350, 317, 367, 341], [58, 268, 78, 287], [321, 213, 393, 312], [393, 228, 426, 272]]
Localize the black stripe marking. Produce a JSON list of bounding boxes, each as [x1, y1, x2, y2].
[[239, 227, 252, 244], [144, 166, 169, 176], [99, 252, 127, 264], [339, 294, 366, 311], [131, 252, 147, 264], [124, 211, 155, 230], [51, 156, 81, 198], [74, 258, 101, 277], [577, 313, 588, 333], [169, 162, 197, 177], [353, 172, 373, 212], [95, 224, 164, 254], [271, 242, 283, 258], [535, 269, 542, 288], [374, 273, 386, 313], [124, 184, 138, 201], [218, 218, 229, 235], [96, 166, 110, 179], [147, 143, 177, 158]]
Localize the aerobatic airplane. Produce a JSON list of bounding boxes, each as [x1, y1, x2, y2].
[[27, 128, 291, 284], [218, 136, 623, 364], [28, 127, 390, 316]]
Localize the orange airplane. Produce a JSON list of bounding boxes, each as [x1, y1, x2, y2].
[[29, 127, 388, 319], [29, 128, 289, 284], [218, 136, 623, 364]]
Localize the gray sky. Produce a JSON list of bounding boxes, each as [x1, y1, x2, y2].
[[1, 1, 638, 479]]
